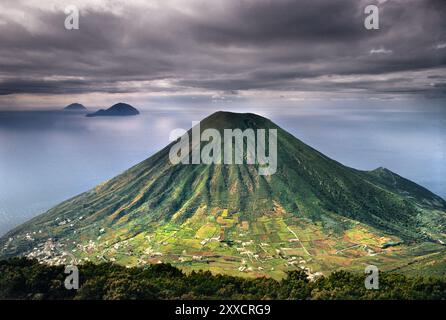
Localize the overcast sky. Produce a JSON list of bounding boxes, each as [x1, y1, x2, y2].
[[0, 0, 445, 109]]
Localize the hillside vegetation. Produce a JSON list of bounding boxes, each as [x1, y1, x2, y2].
[[1, 112, 445, 278], [1, 258, 445, 300]]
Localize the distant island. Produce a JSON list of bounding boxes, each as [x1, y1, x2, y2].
[[86, 103, 140, 117], [63, 103, 87, 111]]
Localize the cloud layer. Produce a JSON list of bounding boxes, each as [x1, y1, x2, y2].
[[0, 0, 445, 106]]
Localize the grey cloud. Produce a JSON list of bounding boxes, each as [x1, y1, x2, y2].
[[0, 0, 445, 100]]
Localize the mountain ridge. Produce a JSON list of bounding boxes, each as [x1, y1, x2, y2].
[[86, 103, 139, 117], [64, 103, 87, 111]]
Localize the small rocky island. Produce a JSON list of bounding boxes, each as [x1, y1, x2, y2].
[[64, 103, 87, 111], [86, 103, 140, 117]]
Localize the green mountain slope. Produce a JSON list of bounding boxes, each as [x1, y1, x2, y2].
[[1, 111, 445, 278]]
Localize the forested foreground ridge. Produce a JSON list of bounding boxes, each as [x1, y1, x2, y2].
[[1, 258, 445, 300]]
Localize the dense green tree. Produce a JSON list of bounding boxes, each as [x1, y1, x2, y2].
[[0, 258, 445, 300]]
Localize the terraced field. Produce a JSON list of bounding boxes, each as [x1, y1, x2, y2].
[[11, 205, 442, 280]]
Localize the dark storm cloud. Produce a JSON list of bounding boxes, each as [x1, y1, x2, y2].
[[188, 0, 368, 45], [0, 0, 445, 99]]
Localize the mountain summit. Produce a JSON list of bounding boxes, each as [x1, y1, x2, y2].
[[64, 103, 87, 111], [86, 103, 139, 117], [1, 111, 445, 278]]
